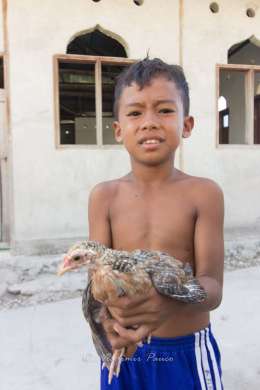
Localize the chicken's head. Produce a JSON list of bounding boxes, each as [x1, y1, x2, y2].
[[57, 240, 106, 275]]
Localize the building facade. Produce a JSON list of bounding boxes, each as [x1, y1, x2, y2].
[[0, 0, 260, 254]]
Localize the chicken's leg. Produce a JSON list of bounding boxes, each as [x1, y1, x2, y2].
[[108, 348, 125, 384]]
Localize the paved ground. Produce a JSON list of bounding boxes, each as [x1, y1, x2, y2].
[[212, 267, 260, 389], [0, 297, 99, 390], [0, 250, 260, 390], [0, 251, 86, 309]]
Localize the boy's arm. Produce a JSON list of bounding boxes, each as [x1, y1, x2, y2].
[[184, 179, 224, 313], [88, 182, 138, 353], [88, 183, 112, 246]]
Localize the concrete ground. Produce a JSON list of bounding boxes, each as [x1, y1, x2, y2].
[[1, 265, 260, 389]]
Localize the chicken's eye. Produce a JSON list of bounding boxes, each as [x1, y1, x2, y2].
[[74, 255, 81, 261]]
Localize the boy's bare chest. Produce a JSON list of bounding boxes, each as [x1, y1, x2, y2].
[[109, 186, 196, 262]]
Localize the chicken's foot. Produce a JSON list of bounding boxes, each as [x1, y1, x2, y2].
[[108, 348, 125, 384]]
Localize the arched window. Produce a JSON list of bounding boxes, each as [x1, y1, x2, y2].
[[217, 36, 260, 145], [228, 36, 260, 65], [55, 28, 133, 146], [67, 29, 127, 57]]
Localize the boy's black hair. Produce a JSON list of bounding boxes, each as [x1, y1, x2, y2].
[[113, 58, 190, 119]]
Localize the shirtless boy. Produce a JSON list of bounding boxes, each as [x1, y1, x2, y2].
[[88, 58, 224, 389]]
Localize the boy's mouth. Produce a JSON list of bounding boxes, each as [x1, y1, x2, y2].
[[138, 136, 164, 145]]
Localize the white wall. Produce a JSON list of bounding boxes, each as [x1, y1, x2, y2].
[[7, 0, 181, 252], [182, 0, 260, 235], [0, 0, 4, 52]]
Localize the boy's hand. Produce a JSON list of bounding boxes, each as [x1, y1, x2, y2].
[[102, 316, 138, 357], [105, 287, 179, 342]]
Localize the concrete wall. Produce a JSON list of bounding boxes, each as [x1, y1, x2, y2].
[[182, 0, 260, 239], [7, 0, 181, 253], [0, 0, 4, 52]]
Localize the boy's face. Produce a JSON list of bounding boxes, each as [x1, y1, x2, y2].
[[113, 76, 194, 167]]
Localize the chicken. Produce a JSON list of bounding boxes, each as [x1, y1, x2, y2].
[[58, 240, 206, 384]]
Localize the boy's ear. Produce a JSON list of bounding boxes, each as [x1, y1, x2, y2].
[[113, 121, 123, 143], [182, 116, 194, 138]]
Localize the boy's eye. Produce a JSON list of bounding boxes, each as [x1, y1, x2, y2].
[[159, 108, 175, 114], [127, 111, 141, 117]]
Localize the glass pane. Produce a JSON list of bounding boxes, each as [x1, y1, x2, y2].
[[254, 71, 260, 144], [219, 69, 247, 144], [102, 64, 127, 145], [59, 61, 96, 145], [0, 58, 4, 89]]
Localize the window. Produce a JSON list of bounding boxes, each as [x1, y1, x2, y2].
[[55, 56, 133, 146], [217, 37, 260, 145], [54, 29, 134, 147]]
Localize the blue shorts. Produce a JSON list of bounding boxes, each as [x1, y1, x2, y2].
[[100, 324, 223, 390]]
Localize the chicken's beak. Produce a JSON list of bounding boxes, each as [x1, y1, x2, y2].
[[57, 265, 71, 276], [57, 256, 73, 276]]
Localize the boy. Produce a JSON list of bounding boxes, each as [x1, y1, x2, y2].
[[88, 58, 224, 389]]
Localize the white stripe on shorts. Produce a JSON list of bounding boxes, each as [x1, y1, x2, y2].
[[195, 331, 207, 390], [205, 328, 222, 390], [200, 329, 214, 389]]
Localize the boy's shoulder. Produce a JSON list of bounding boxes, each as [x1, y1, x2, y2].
[[181, 172, 222, 191], [176, 171, 224, 204], [89, 176, 128, 200], [89, 173, 223, 208]]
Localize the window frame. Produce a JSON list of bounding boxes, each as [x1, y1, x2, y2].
[[53, 54, 135, 149], [216, 63, 260, 148]]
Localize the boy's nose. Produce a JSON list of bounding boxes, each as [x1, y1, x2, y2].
[[141, 122, 159, 131], [140, 113, 160, 131]]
